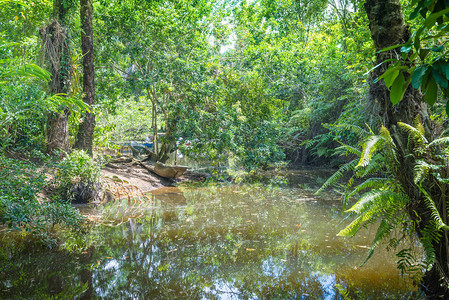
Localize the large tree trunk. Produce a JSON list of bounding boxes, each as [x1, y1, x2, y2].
[[40, 18, 71, 155], [74, 0, 96, 155], [365, 0, 449, 296]]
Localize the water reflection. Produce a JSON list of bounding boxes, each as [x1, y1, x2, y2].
[[0, 184, 423, 299]]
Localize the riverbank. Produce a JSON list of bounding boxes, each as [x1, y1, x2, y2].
[[100, 157, 210, 198]]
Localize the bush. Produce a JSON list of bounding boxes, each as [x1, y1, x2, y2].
[[0, 154, 84, 245], [52, 150, 101, 203]]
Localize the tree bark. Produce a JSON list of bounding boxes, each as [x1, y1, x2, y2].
[[40, 18, 71, 156], [364, 0, 449, 296], [74, 0, 96, 155]]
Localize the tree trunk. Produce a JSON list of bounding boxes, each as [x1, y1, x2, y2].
[[74, 0, 96, 155], [364, 0, 449, 296], [40, 17, 71, 156]]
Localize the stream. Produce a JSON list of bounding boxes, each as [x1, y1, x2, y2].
[[0, 180, 424, 299]]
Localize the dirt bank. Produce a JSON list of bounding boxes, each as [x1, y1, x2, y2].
[[100, 158, 209, 197]]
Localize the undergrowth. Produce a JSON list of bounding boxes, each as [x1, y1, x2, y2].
[[0, 151, 88, 246]]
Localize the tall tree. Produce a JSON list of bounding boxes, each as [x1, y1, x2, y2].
[[365, 0, 449, 295], [41, 0, 73, 155], [74, 0, 95, 155]]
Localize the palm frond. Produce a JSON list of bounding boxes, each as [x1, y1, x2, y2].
[[16, 63, 51, 82]]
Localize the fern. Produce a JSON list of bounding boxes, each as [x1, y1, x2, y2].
[[338, 214, 369, 237], [345, 178, 393, 203], [428, 136, 449, 147], [324, 123, 370, 138], [433, 172, 449, 184], [414, 160, 441, 184], [356, 135, 385, 168], [379, 125, 394, 145], [397, 248, 424, 276], [419, 186, 449, 231], [347, 189, 408, 215], [317, 122, 449, 275], [335, 142, 362, 157], [397, 122, 428, 150], [361, 219, 394, 266], [315, 159, 357, 195], [421, 221, 442, 266], [358, 153, 387, 178]]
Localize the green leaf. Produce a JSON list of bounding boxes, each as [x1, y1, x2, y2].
[[384, 69, 399, 88], [431, 45, 444, 52], [441, 63, 449, 80], [424, 76, 438, 105], [0, 0, 29, 6], [16, 64, 51, 82], [410, 5, 422, 19], [378, 43, 405, 53], [419, 48, 430, 60], [424, 8, 449, 29], [401, 45, 412, 53], [412, 65, 428, 89], [432, 67, 448, 89], [390, 72, 406, 105]]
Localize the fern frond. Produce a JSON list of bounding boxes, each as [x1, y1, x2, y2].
[[347, 189, 408, 214], [345, 178, 393, 203], [359, 153, 388, 178], [420, 187, 449, 230], [335, 142, 362, 157], [379, 125, 394, 145], [315, 159, 357, 195], [397, 122, 428, 148], [428, 137, 449, 148], [338, 214, 367, 237], [324, 123, 369, 138], [413, 160, 441, 184], [414, 160, 430, 184], [360, 219, 393, 266], [433, 172, 449, 184], [421, 221, 441, 265], [357, 135, 384, 168]]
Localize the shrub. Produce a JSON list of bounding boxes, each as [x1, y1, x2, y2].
[[52, 150, 101, 203], [0, 154, 84, 245]]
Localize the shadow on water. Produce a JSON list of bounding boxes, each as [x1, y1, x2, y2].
[[0, 184, 424, 299]]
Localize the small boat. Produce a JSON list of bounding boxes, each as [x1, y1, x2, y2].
[[150, 162, 188, 179]]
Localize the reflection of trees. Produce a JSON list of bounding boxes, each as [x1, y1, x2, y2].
[[0, 185, 420, 298], [0, 239, 89, 299], [80, 185, 417, 298]]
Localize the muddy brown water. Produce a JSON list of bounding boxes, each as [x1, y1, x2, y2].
[[0, 183, 424, 299]]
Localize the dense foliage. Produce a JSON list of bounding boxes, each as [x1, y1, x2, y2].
[[1, 0, 449, 296]]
